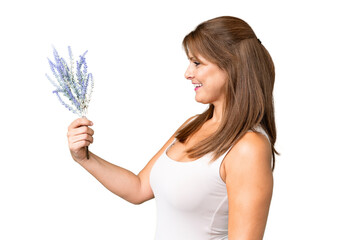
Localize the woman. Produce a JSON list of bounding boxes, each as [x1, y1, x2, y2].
[[67, 16, 279, 240]]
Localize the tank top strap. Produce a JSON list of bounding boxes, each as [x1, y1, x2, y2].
[[215, 126, 270, 163], [222, 144, 234, 157], [166, 138, 177, 152], [251, 125, 271, 144]]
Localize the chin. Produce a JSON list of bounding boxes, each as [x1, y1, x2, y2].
[[195, 96, 210, 104]]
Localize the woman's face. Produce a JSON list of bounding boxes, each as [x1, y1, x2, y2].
[[184, 52, 228, 105]]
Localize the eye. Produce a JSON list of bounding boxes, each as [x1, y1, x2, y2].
[[193, 61, 200, 66]]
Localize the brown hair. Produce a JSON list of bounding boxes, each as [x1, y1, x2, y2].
[[176, 16, 280, 171]]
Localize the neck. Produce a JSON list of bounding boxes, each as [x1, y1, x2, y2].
[[209, 100, 224, 124]]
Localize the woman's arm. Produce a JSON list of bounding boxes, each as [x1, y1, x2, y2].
[[67, 116, 196, 205], [224, 131, 273, 240]]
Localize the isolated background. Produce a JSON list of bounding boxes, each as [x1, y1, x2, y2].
[[1, 0, 359, 239]]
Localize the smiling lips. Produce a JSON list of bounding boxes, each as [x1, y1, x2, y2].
[[193, 83, 203, 91]]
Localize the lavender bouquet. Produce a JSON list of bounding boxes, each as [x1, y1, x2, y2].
[[46, 46, 94, 159]]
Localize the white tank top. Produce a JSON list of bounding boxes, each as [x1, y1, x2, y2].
[[149, 125, 271, 240]]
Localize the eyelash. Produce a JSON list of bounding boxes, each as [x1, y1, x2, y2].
[[193, 61, 200, 66]]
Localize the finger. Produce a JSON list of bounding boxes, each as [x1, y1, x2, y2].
[[68, 118, 93, 131], [71, 140, 91, 151], [70, 133, 93, 144], [70, 126, 94, 136]]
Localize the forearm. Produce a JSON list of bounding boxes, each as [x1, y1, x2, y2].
[[78, 151, 142, 204]]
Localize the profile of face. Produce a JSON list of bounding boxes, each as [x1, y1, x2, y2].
[[184, 52, 228, 105]]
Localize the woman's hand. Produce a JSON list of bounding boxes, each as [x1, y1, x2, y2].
[[67, 118, 94, 163]]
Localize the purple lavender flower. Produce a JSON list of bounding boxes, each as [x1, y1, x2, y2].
[[53, 89, 78, 115], [46, 46, 94, 117]]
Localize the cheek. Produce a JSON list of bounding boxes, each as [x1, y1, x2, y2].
[[204, 79, 227, 98], [213, 74, 227, 92], [217, 71, 228, 90]]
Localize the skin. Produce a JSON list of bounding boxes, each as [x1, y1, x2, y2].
[[67, 52, 273, 240]]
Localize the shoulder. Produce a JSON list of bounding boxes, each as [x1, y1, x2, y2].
[[223, 131, 272, 183], [176, 115, 198, 131], [185, 114, 198, 124]]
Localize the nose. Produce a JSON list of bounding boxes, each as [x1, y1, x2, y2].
[[184, 64, 194, 80]]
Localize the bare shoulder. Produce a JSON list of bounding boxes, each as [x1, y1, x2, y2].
[[223, 131, 272, 183]]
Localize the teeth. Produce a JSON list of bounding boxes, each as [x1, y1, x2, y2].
[[194, 83, 203, 88]]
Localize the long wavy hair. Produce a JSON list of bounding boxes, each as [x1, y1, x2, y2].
[[175, 16, 280, 171]]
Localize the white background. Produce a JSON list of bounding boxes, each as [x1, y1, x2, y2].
[[0, 0, 359, 239]]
